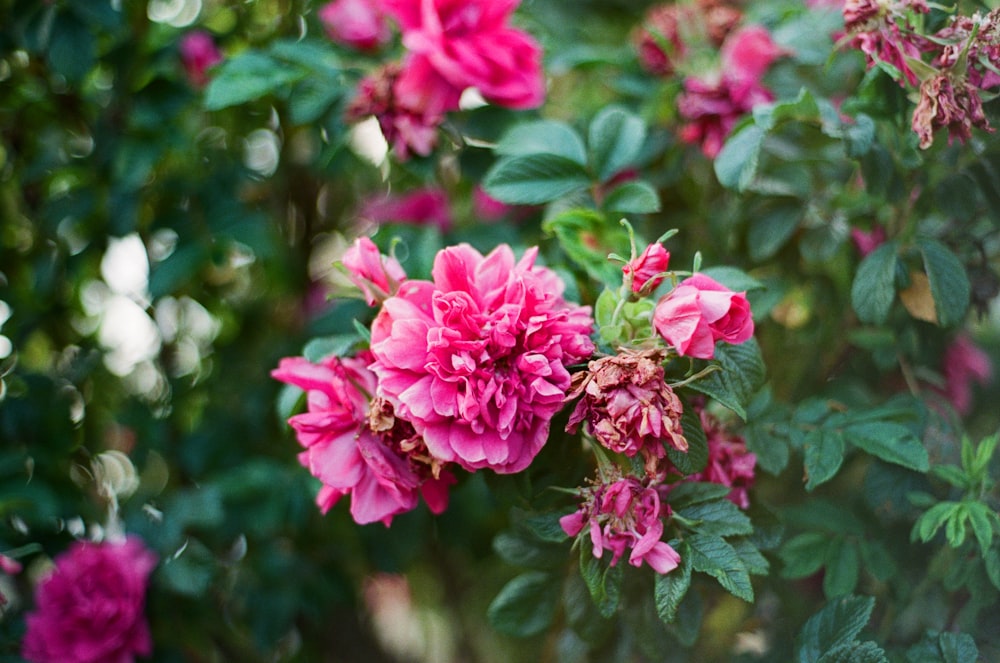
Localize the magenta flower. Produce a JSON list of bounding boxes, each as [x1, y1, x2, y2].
[[941, 334, 993, 415], [653, 274, 754, 360], [179, 31, 222, 88], [850, 225, 886, 257], [623, 242, 670, 294], [272, 352, 454, 525], [632, 4, 691, 76], [682, 406, 757, 509], [370, 243, 594, 474], [358, 187, 454, 231], [566, 349, 687, 479], [21, 537, 157, 663], [341, 237, 407, 306], [843, 0, 929, 87], [560, 474, 681, 574], [383, 0, 546, 110], [318, 0, 391, 51]]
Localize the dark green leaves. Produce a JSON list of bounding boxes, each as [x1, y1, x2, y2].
[[688, 338, 767, 420], [796, 595, 884, 663], [915, 238, 969, 327], [588, 106, 647, 182], [481, 154, 590, 204], [686, 533, 754, 602], [851, 241, 899, 325], [487, 571, 562, 637], [205, 52, 305, 110], [654, 543, 692, 623]]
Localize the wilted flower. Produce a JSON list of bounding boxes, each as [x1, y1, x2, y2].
[[566, 349, 686, 479], [653, 274, 754, 359], [179, 30, 222, 88], [842, 0, 929, 86], [382, 0, 545, 110], [341, 237, 407, 306], [560, 473, 681, 574], [370, 244, 594, 474], [623, 242, 670, 294], [22, 537, 157, 663], [318, 0, 391, 51], [272, 352, 454, 525], [941, 333, 993, 415], [911, 73, 992, 149], [683, 406, 757, 508]]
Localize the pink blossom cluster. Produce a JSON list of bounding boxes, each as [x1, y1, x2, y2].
[[21, 537, 157, 663], [560, 473, 681, 574], [682, 405, 757, 509], [343, 0, 545, 159]]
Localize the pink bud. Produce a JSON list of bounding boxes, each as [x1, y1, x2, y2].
[[623, 243, 670, 294], [341, 237, 407, 306]]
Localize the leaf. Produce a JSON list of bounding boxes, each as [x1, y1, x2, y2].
[[851, 241, 899, 325], [780, 532, 830, 579], [676, 498, 753, 537], [687, 533, 754, 602], [516, 510, 571, 544], [542, 208, 629, 288], [486, 571, 561, 637], [915, 238, 970, 327], [495, 120, 588, 164], [654, 542, 692, 623], [204, 51, 305, 110], [588, 106, 647, 182], [823, 539, 859, 598], [966, 502, 994, 558], [796, 595, 876, 663], [843, 114, 876, 158], [699, 266, 765, 293], [602, 180, 661, 214], [731, 537, 770, 576], [666, 482, 733, 510], [914, 501, 960, 543], [804, 429, 846, 491], [938, 632, 979, 663], [492, 531, 566, 570], [844, 422, 929, 472], [752, 88, 821, 131], [748, 203, 803, 262], [688, 338, 767, 420], [579, 543, 623, 618], [302, 334, 360, 362], [669, 405, 709, 475], [817, 641, 888, 663], [715, 124, 766, 191], [483, 154, 591, 205]]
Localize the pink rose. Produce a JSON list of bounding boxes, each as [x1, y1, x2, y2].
[[623, 242, 670, 294], [318, 0, 391, 51], [653, 274, 754, 359], [383, 0, 545, 110], [369, 244, 594, 473], [22, 537, 157, 663], [341, 237, 407, 306], [179, 30, 222, 88], [721, 25, 785, 98]]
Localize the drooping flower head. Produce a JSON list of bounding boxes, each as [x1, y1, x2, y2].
[[566, 349, 687, 479], [911, 73, 992, 149], [272, 351, 454, 525], [560, 472, 681, 574], [319, 0, 391, 51], [22, 537, 157, 663], [842, 0, 929, 86], [179, 30, 222, 88], [623, 242, 670, 294], [382, 0, 546, 110], [370, 243, 595, 474], [653, 274, 754, 359], [341, 237, 407, 306], [681, 404, 757, 509]]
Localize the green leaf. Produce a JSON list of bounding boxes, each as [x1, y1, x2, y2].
[[753, 88, 821, 131], [715, 124, 766, 191], [654, 542, 692, 623], [987, 542, 1000, 591], [843, 114, 876, 158], [804, 429, 846, 491], [823, 539, 859, 598], [516, 510, 571, 544], [966, 502, 994, 558], [851, 241, 899, 325], [731, 537, 770, 575], [579, 543, 623, 618], [844, 422, 929, 472], [858, 540, 895, 582], [268, 38, 341, 71], [288, 77, 343, 125], [699, 266, 765, 293], [780, 532, 830, 579], [494, 120, 588, 164], [602, 180, 661, 214], [542, 208, 629, 288], [487, 571, 561, 637], [796, 595, 876, 663], [677, 498, 753, 537], [302, 334, 360, 362], [914, 501, 961, 543], [483, 154, 590, 205], [938, 632, 979, 663], [204, 51, 305, 110], [687, 533, 754, 602], [817, 641, 888, 663], [669, 405, 709, 475], [588, 106, 647, 182], [666, 482, 733, 509], [492, 531, 566, 570], [688, 338, 767, 420], [915, 238, 970, 327], [748, 204, 803, 262]]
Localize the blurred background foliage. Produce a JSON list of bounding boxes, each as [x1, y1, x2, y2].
[[1, 0, 999, 661]]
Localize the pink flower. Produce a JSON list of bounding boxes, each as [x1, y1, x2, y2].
[[318, 0, 391, 51], [682, 405, 756, 508], [566, 349, 687, 479], [473, 186, 514, 221], [21, 537, 157, 663], [623, 242, 670, 294], [842, 0, 929, 87], [370, 244, 595, 474], [179, 31, 222, 88], [358, 187, 454, 231], [653, 274, 754, 359], [341, 237, 407, 306], [560, 474, 681, 574], [911, 74, 992, 149], [383, 0, 546, 110], [272, 352, 454, 525], [632, 4, 692, 76], [0, 554, 22, 576], [850, 225, 886, 256], [942, 334, 992, 415], [721, 26, 785, 102]]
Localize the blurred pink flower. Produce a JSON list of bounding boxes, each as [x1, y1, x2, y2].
[[653, 274, 754, 359], [473, 186, 513, 221], [566, 349, 687, 479], [721, 25, 785, 101], [358, 187, 454, 231], [623, 242, 670, 294], [850, 225, 886, 256], [0, 554, 22, 576], [341, 237, 407, 306], [942, 334, 992, 415], [179, 30, 222, 88], [318, 0, 391, 51], [370, 244, 594, 473], [843, 0, 928, 87], [911, 74, 991, 149], [560, 474, 681, 574], [383, 0, 546, 110], [632, 4, 691, 76], [22, 537, 157, 663], [272, 352, 454, 525], [682, 406, 757, 509]]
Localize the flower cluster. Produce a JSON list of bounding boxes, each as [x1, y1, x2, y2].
[[21, 537, 157, 663], [681, 404, 757, 509]]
